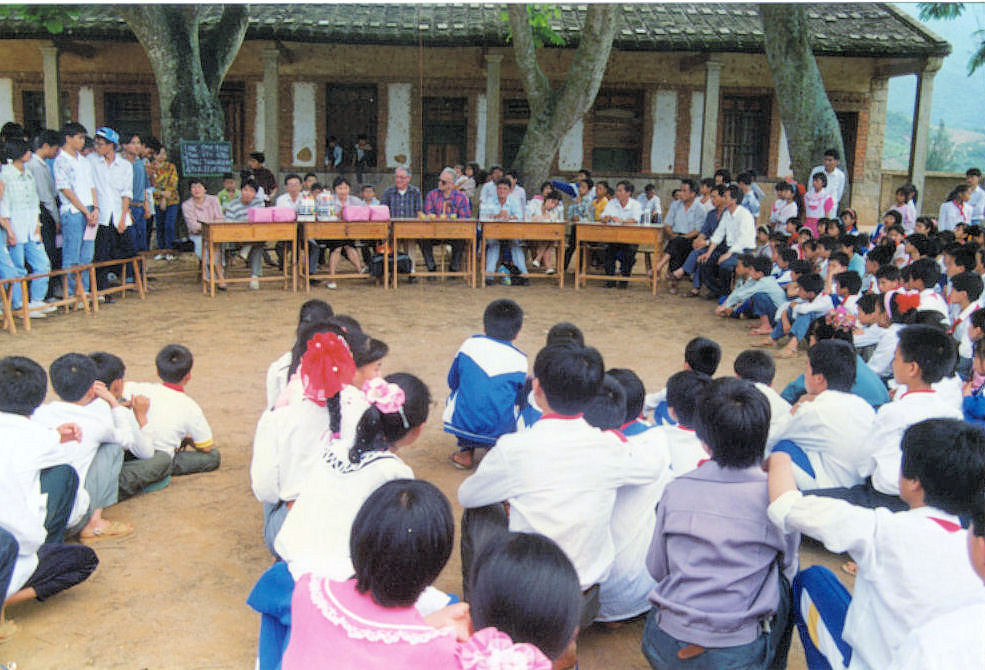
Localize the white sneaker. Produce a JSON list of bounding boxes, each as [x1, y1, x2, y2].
[[249, 278, 260, 290], [153, 254, 165, 261], [359, 266, 369, 274], [29, 300, 56, 314], [26, 307, 46, 318], [531, 259, 541, 269], [545, 268, 556, 275], [165, 254, 175, 261], [326, 281, 338, 290]]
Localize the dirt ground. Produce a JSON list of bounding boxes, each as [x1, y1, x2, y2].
[[1, 255, 854, 669]]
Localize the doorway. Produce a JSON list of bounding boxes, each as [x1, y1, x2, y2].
[[423, 97, 467, 192]]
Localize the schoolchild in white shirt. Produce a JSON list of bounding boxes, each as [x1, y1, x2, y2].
[[834, 271, 862, 315], [32, 353, 137, 541], [264, 299, 334, 410], [661, 370, 711, 475], [733, 350, 792, 445], [768, 340, 876, 490], [760, 273, 833, 358], [949, 272, 983, 380], [909, 257, 950, 325], [515, 321, 585, 431], [767, 418, 985, 670], [643, 337, 721, 424], [0, 356, 98, 637]]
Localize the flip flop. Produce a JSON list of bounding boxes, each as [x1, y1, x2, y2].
[[449, 451, 474, 470], [80, 520, 134, 542]]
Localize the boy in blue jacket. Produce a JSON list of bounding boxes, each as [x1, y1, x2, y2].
[[963, 338, 985, 430], [444, 299, 527, 469]]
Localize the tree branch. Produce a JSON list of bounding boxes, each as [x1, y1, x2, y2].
[[201, 4, 250, 93], [507, 4, 550, 109]]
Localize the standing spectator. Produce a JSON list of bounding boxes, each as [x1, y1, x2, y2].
[[479, 165, 504, 203], [217, 172, 240, 210], [54, 122, 98, 295], [637, 183, 662, 224], [26, 129, 61, 283], [88, 127, 134, 291], [325, 136, 343, 175], [352, 135, 374, 183], [182, 178, 226, 289], [809, 148, 847, 208], [423, 167, 472, 275], [737, 172, 761, 217], [939, 184, 973, 232], [150, 139, 179, 259], [967, 168, 984, 225], [457, 162, 478, 202], [505, 169, 526, 208], [249, 151, 278, 204], [122, 133, 153, 253]]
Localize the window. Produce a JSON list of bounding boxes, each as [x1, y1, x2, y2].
[[104, 92, 153, 142], [22, 91, 45, 138], [501, 98, 529, 168], [591, 89, 642, 172], [325, 84, 378, 169], [220, 82, 245, 166], [720, 96, 770, 176]]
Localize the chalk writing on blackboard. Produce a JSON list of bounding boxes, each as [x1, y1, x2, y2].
[[180, 140, 233, 177]]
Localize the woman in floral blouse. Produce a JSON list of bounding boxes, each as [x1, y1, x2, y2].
[[151, 142, 179, 259]]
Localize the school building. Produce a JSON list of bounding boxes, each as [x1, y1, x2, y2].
[[0, 3, 950, 219]]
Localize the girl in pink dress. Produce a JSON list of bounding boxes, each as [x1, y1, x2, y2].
[[803, 172, 834, 238]]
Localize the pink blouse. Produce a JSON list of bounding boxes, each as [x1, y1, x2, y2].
[[181, 194, 223, 235]]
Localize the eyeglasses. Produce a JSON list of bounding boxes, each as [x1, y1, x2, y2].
[[439, 179, 451, 185]]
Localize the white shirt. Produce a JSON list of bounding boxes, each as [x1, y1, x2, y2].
[[524, 198, 563, 222], [661, 424, 705, 475], [637, 194, 662, 217], [87, 152, 133, 227], [918, 288, 950, 325], [276, 448, 413, 580], [938, 200, 970, 232], [122, 382, 212, 456], [954, 301, 978, 359], [866, 323, 903, 378], [769, 494, 985, 670], [809, 165, 846, 205], [458, 414, 667, 589], [791, 293, 834, 317], [865, 390, 963, 495], [710, 205, 756, 251], [769, 199, 798, 230], [275, 192, 302, 211], [265, 351, 292, 410], [887, 602, 985, 670], [755, 382, 792, 446], [600, 197, 643, 224], [54, 149, 96, 214], [768, 390, 876, 489], [968, 185, 985, 221], [0, 413, 70, 598]]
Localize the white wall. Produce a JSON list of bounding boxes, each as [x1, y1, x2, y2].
[[650, 90, 677, 173], [475, 93, 487, 166], [254, 81, 265, 153], [777, 124, 793, 178], [558, 119, 583, 171], [386, 83, 411, 168], [688, 91, 704, 175], [292, 82, 316, 166], [0, 79, 12, 125], [78, 86, 95, 135]]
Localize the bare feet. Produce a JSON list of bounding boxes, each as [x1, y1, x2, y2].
[[0, 618, 18, 644], [449, 450, 474, 470], [748, 327, 773, 335]]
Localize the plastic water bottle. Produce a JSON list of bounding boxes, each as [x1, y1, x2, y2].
[[643, 208, 652, 226], [316, 192, 334, 220]]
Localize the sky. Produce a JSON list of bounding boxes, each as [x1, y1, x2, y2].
[[888, 2, 985, 130]]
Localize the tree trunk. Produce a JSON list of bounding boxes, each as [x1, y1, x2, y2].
[[508, 5, 618, 190], [115, 5, 248, 168], [760, 4, 845, 186]]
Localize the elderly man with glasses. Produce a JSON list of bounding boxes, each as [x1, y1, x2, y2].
[[421, 166, 472, 275]]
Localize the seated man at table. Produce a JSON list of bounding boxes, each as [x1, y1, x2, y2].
[[181, 178, 227, 288], [480, 177, 526, 286], [421, 167, 471, 276], [221, 179, 265, 289], [600, 180, 643, 289]]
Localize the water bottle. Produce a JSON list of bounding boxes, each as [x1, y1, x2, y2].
[[643, 208, 651, 226], [316, 192, 334, 220]]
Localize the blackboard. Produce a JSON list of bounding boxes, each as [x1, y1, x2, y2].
[[180, 140, 233, 177]]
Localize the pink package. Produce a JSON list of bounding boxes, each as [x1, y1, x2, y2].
[[271, 207, 296, 222], [368, 205, 390, 221], [341, 205, 371, 221], [248, 208, 274, 223]]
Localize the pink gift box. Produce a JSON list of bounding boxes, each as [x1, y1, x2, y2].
[[341, 205, 371, 221], [248, 207, 274, 222], [271, 207, 297, 222], [368, 205, 390, 221]]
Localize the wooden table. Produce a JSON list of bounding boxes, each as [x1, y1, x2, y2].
[[480, 220, 566, 288], [391, 218, 477, 288], [574, 223, 663, 294], [201, 221, 297, 297], [300, 220, 390, 291]]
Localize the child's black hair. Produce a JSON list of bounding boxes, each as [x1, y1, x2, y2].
[[972, 307, 985, 331], [533, 344, 604, 416], [866, 244, 894, 267], [607, 368, 645, 424], [901, 419, 985, 517], [906, 233, 932, 258], [665, 370, 710, 428], [874, 264, 900, 282], [897, 324, 955, 384], [750, 255, 773, 276], [807, 340, 856, 392], [777, 247, 798, 265], [971, 491, 985, 539], [484, 299, 524, 341], [297, 299, 334, 333], [582, 374, 626, 431], [856, 292, 881, 315], [684, 336, 721, 376], [50, 353, 97, 402], [882, 210, 903, 227], [974, 337, 985, 361], [908, 257, 940, 289], [828, 251, 850, 268], [89, 352, 125, 387], [350, 479, 453, 608], [788, 259, 813, 277], [819, 237, 840, 253], [951, 272, 984, 303], [155, 344, 193, 384], [468, 532, 582, 661], [328, 313, 363, 334], [796, 273, 824, 296], [948, 246, 976, 274], [351, 336, 389, 368], [348, 373, 430, 464], [546, 321, 584, 347], [0, 356, 47, 416], [733, 350, 776, 385], [694, 378, 770, 469], [834, 270, 862, 296]]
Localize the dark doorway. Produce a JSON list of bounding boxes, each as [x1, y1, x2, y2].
[[220, 82, 245, 167], [423, 96, 467, 192], [836, 111, 858, 204]]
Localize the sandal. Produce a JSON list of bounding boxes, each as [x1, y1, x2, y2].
[[80, 520, 134, 542], [776, 348, 800, 359], [449, 451, 475, 470], [841, 560, 858, 576]]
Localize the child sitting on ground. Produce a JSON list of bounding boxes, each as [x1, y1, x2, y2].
[[661, 370, 711, 475], [444, 299, 527, 469], [716, 256, 786, 335], [733, 349, 792, 443], [32, 354, 139, 541], [910, 257, 950, 324], [515, 321, 584, 431], [644, 336, 721, 424], [862, 245, 893, 293], [962, 338, 985, 430], [642, 378, 800, 670], [758, 272, 833, 358], [767, 418, 985, 670], [949, 272, 983, 379], [265, 299, 334, 410], [833, 270, 862, 315], [124, 344, 220, 476]]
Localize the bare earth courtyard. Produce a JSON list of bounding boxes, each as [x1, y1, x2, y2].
[[2, 259, 851, 669]]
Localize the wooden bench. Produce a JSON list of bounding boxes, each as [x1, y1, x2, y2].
[[87, 256, 147, 311], [0, 266, 91, 333]]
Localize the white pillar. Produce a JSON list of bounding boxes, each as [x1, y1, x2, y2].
[[688, 91, 703, 175], [254, 81, 265, 154], [0, 79, 12, 125], [650, 90, 677, 173], [484, 54, 503, 167], [40, 42, 60, 128], [475, 93, 487, 166], [908, 57, 943, 205], [292, 82, 316, 167], [558, 120, 584, 171], [700, 56, 722, 176], [78, 86, 95, 134], [385, 83, 411, 168], [262, 46, 280, 170], [778, 124, 792, 178]]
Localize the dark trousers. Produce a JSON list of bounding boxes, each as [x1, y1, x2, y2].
[[23, 542, 98, 601], [605, 243, 637, 287], [700, 245, 729, 296], [459, 504, 510, 602], [0, 526, 18, 601], [172, 448, 221, 476], [40, 207, 61, 298], [811, 477, 908, 512], [93, 220, 138, 288], [40, 464, 78, 545], [118, 450, 172, 501], [420, 240, 465, 272], [665, 236, 693, 273]]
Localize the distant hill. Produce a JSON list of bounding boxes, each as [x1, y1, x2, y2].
[[883, 110, 985, 171]]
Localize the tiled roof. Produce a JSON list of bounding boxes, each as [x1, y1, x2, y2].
[[0, 4, 950, 58]]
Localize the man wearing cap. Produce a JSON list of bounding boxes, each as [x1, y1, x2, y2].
[[88, 126, 134, 292]]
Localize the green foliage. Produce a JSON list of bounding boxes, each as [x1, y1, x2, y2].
[[0, 5, 79, 34], [918, 2, 965, 21], [499, 5, 566, 47], [927, 120, 955, 172]]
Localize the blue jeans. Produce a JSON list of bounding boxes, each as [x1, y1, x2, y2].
[[750, 293, 778, 323], [156, 204, 178, 250], [60, 210, 93, 294], [642, 608, 771, 669], [771, 309, 824, 342], [130, 204, 148, 252], [8, 240, 51, 307], [0, 526, 17, 601], [40, 464, 78, 544], [485, 239, 528, 276]]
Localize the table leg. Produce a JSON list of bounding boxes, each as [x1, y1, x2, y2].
[[392, 235, 400, 289], [479, 236, 486, 288], [558, 237, 565, 289], [90, 267, 99, 311], [291, 238, 297, 292], [383, 244, 389, 290]]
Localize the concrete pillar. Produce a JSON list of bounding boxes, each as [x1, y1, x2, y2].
[[908, 57, 943, 206], [857, 77, 889, 219], [688, 91, 704, 175], [0, 79, 12, 125], [40, 42, 60, 128], [292, 82, 316, 167], [475, 93, 487, 167], [385, 83, 412, 168], [651, 90, 677, 173], [700, 56, 722, 176], [262, 46, 280, 171], [484, 54, 503, 168], [78, 86, 95, 134]]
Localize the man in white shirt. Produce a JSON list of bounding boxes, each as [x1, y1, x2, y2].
[[967, 168, 984, 225], [600, 180, 643, 288], [636, 183, 662, 223], [810, 148, 847, 209], [479, 165, 504, 204], [698, 184, 756, 298], [54, 122, 98, 295], [87, 127, 134, 291]]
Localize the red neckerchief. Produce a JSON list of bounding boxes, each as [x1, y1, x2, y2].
[[928, 516, 961, 533], [900, 389, 935, 399], [540, 412, 584, 421], [162, 382, 185, 393]]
